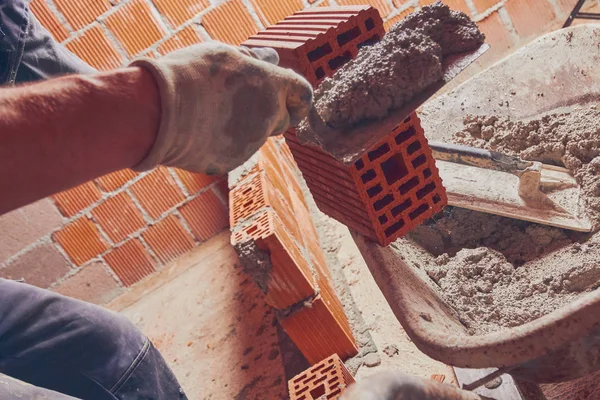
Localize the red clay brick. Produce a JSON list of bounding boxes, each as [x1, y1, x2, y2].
[[66, 25, 123, 71], [280, 294, 358, 364], [53, 217, 109, 266], [55, 261, 123, 304], [173, 168, 217, 194], [0, 199, 63, 260], [201, 0, 258, 45], [96, 169, 138, 192], [142, 215, 195, 264], [233, 209, 318, 310], [92, 192, 146, 243], [158, 26, 203, 55], [214, 178, 229, 201], [1, 243, 70, 288], [504, 0, 556, 38], [104, 238, 156, 286], [393, 0, 407, 7], [179, 190, 228, 242], [105, 0, 166, 57], [383, 7, 414, 31], [477, 12, 513, 61], [250, 0, 304, 26], [243, 6, 385, 87], [316, 0, 331, 6], [53, 0, 111, 30], [153, 0, 209, 27], [130, 167, 186, 219], [337, 0, 392, 17], [53, 181, 102, 217], [289, 354, 355, 400], [472, 0, 502, 13], [30, 0, 69, 42], [419, 0, 470, 14]]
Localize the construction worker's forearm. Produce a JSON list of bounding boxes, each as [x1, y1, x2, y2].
[[0, 67, 160, 214]]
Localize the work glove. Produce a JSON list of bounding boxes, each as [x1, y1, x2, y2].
[[341, 371, 480, 400], [131, 42, 313, 175]]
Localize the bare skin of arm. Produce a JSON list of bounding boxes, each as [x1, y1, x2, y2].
[[0, 67, 159, 214]]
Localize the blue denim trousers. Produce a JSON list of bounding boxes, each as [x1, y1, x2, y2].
[[0, 1, 187, 399]]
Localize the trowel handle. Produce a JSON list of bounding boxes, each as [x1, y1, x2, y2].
[[429, 141, 532, 173]]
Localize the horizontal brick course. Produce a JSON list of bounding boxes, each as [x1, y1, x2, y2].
[[55, 261, 123, 304], [30, 0, 69, 42], [53, 181, 101, 217], [130, 167, 186, 219], [53, 217, 109, 266], [201, 0, 258, 45], [152, 0, 209, 27], [179, 190, 228, 242], [91, 192, 146, 243], [96, 169, 138, 192], [1, 243, 70, 288], [142, 215, 195, 264], [104, 238, 156, 286], [66, 25, 123, 71], [105, 0, 166, 57], [53, 0, 111, 30]]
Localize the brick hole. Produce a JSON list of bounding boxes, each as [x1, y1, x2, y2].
[[365, 17, 375, 31], [423, 168, 432, 178], [417, 183, 436, 200], [311, 364, 325, 372], [242, 199, 254, 208], [404, 116, 412, 123], [358, 34, 380, 48], [385, 220, 405, 237], [355, 159, 365, 170], [409, 203, 430, 220], [373, 194, 394, 211], [310, 385, 326, 399], [304, 375, 317, 383], [314, 375, 327, 385], [361, 169, 376, 183], [433, 194, 441, 204], [242, 187, 252, 195], [411, 155, 427, 168], [379, 215, 388, 224], [297, 386, 309, 395], [315, 67, 325, 80], [391, 199, 412, 217], [298, 396, 307, 400], [307, 42, 333, 62], [321, 365, 335, 373], [407, 140, 422, 155], [381, 153, 409, 185], [328, 51, 352, 71], [395, 126, 416, 145], [368, 143, 390, 161], [246, 225, 258, 234], [328, 388, 342, 398], [328, 376, 339, 384], [367, 184, 383, 198], [337, 26, 361, 47], [399, 177, 420, 195]]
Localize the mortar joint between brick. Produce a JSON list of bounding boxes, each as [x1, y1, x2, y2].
[[98, 22, 132, 64], [144, 0, 175, 34], [44, 0, 75, 33], [59, 0, 129, 45], [172, 210, 200, 244], [87, 212, 116, 247], [497, 5, 520, 43], [137, 233, 163, 267], [239, 0, 266, 31], [472, 1, 506, 22], [167, 168, 190, 197], [97, 256, 127, 287], [463, 0, 479, 17], [0, 235, 53, 269]]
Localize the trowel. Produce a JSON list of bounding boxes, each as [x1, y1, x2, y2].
[[431, 141, 593, 232]]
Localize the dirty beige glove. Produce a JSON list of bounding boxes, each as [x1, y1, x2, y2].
[[131, 42, 313, 174], [341, 371, 480, 400]]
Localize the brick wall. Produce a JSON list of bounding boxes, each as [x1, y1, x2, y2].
[[1, 0, 583, 305]]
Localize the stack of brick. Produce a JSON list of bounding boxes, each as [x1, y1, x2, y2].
[[244, 6, 447, 246], [229, 137, 357, 364], [288, 354, 355, 400]]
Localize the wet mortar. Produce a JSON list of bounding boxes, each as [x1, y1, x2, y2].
[[297, 2, 484, 148], [399, 107, 600, 335]]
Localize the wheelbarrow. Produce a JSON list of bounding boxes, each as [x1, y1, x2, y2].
[[352, 24, 600, 385]]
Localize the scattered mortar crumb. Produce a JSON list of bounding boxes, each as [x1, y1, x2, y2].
[[401, 107, 600, 335], [297, 2, 484, 148]]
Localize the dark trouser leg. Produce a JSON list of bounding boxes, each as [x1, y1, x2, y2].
[[0, 279, 187, 400], [0, 0, 95, 87]]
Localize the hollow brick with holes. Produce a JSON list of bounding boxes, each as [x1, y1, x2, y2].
[[286, 113, 447, 246], [242, 6, 384, 87], [289, 354, 355, 400]]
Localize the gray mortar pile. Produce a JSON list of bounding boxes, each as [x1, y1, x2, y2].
[[302, 1, 484, 137]]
